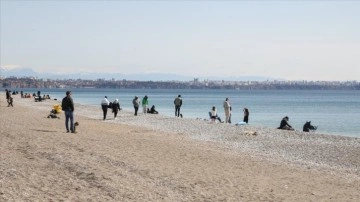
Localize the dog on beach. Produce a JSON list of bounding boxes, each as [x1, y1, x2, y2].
[[303, 121, 317, 132], [74, 122, 79, 133]]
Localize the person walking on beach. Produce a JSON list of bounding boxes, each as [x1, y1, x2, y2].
[[243, 108, 249, 123], [112, 98, 120, 119], [174, 94, 182, 117], [61, 91, 75, 133], [5, 89, 10, 102], [7, 94, 13, 107], [132, 96, 140, 116], [142, 95, 149, 114], [223, 98, 231, 123], [101, 96, 110, 120]]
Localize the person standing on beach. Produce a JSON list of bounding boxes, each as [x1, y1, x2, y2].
[[112, 98, 120, 119], [61, 91, 75, 133], [142, 95, 149, 114], [101, 96, 110, 120], [132, 96, 140, 116], [243, 108, 249, 123], [174, 94, 182, 117], [223, 98, 231, 123]]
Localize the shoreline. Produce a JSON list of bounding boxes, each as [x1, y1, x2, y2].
[[1, 93, 360, 201], [2, 88, 359, 138]]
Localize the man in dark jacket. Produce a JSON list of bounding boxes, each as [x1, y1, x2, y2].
[[174, 94, 182, 117], [61, 91, 75, 133]]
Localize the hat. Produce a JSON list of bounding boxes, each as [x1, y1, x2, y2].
[[105, 96, 107, 98], [135, 96, 138, 98], [66, 91, 71, 95], [115, 99, 118, 102], [178, 94, 181, 97]]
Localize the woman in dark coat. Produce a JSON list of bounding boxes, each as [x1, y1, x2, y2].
[[112, 99, 120, 119]]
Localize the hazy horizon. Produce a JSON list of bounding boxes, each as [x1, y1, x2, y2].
[[1, 1, 359, 81]]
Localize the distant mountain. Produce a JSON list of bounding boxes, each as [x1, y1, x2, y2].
[[0, 67, 280, 81], [0, 67, 38, 77]]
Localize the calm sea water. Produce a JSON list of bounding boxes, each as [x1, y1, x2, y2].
[[7, 88, 360, 137]]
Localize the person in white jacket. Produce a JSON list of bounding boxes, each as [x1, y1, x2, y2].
[[210, 106, 222, 123], [223, 98, 231, 123], [101, 96, 110, 120]]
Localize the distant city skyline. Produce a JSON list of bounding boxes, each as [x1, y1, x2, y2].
[[1, 1, 359, 81]]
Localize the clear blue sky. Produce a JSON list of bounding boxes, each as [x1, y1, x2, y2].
[[1, 1, 359, 81]]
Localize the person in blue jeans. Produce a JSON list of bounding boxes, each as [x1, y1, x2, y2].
[[61, 91, 75, 133]]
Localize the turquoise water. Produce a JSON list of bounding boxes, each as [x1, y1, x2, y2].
[[7, 88, 360, 137]]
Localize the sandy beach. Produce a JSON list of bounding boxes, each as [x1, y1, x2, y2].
[[1, 93, 359, 201]]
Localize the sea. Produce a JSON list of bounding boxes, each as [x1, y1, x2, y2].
[[5, 88, 360, 138]]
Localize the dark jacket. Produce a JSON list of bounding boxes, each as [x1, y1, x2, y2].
[[174, 97, 182, 106], [61, 96, 74, 111], [112, 102, 120, 112], [278, 119, 291, 129]]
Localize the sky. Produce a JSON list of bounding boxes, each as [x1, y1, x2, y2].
[[1, 1, 359, 81]]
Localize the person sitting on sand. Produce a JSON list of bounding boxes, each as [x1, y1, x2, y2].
[[148, 105, 159, 114], [277, 116, 294, 130], [210, 106, 222, 123]]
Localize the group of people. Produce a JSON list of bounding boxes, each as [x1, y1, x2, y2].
[[58, 91, 316, 133], [101, 96, 121, 120], [99, 94, 183, 120], [131, 95, 156, 116], [210, 98, 250, 124]]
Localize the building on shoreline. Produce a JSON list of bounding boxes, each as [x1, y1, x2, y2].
[[1, 77, 359, 90]]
